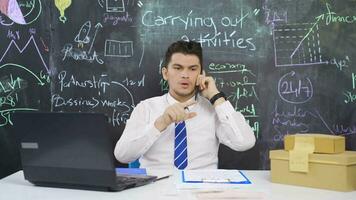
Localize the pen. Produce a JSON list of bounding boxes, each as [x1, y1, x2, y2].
[[154, 175, 171, 182]]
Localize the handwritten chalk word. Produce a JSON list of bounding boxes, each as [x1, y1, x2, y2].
[[110, 108, 130, 127], [278, 71, 313, 104], [228, 86, 258, 102], [18, 0, 35, 8], [51, 94, 133, 127], [272, 121, 309, 142], [61, 43, 104, 64], [216, 77, 256, 89], [142, 10, 218, 35], [208, 63, 256, 76], [181, 31, 256, 50], [353, 73, 356, 90], [344, 91, 356, 104], [58, 71, 110, 95], [7, 30, 20, 40], [264, 9, 287, 25], [333, 124, 356, 136], [39, 70, 50, 83], [272, 101, 317, 119], [271, 101, 317, 141], [103, 12, 133, 25], [329, 56, 350, 71], [122, 75, 145, 87], [0, 74, 22, 94], [29, 28, 36, 34], [51, 94, 132, 111], [142, 8, 260, 31], [0, 95, 18, 108], [220, 9, 250, 29], [316, 3, 356, 25], [237, 104, 258, 118]]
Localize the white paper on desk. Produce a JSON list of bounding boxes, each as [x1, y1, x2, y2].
[[183, 169, 250, 183], [176, 170, 252, 190]]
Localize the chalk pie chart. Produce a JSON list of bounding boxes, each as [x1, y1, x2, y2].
[[0, 0, 42, 25]]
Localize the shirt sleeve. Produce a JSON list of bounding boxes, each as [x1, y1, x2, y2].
[[215, 101, 256, 151], [114, 101, 163, 163]]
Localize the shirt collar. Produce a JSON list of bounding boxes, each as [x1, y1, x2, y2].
[[166, 93, 198, 110]]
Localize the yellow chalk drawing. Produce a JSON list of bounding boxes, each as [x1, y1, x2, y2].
[[54, 0, 72, 23]]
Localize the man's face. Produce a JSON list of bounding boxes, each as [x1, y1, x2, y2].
[[162, 53, 201, 102]]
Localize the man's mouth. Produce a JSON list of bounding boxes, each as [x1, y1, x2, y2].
[[180, 82, 190, 88]]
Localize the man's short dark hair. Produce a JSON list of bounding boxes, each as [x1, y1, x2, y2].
[[162, 40, 203, 70]]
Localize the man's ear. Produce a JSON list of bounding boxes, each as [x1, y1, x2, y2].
[[162, 67, 168, 81]]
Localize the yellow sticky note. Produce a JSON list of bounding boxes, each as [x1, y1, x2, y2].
[[289, 150, 310, 172], [289, 136, 315, 172]]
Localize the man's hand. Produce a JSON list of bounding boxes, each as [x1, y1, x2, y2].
[[196, 71, 225, 106], [154, 100, 197, 132]]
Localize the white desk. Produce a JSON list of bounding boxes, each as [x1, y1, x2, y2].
[[0, 170, 355, 200]]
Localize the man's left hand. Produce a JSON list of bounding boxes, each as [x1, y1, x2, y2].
[[196, 71, 225, 106]]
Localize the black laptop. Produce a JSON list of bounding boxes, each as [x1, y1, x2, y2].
[[11, 112, 156, 191]]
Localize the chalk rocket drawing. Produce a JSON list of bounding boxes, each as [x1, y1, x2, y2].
[[74, 21, 91, 48]]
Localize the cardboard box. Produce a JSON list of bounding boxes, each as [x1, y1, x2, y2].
[[270, 150, 356, 191], [284, 134, 345, 154]]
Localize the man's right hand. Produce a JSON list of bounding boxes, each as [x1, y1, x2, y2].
[[154, 100, 197, 132]]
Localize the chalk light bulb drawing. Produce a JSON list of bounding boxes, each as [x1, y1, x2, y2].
[[54, 0, 72, 23]]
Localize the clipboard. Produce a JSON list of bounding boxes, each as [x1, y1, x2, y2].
[[180, 169, 252, 185]]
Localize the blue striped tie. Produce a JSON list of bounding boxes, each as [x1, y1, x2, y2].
[[174, 121, 188, 169]]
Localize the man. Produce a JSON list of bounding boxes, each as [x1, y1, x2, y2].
[[114, 40, 255, 170]]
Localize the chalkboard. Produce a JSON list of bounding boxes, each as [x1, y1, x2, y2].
[[1, 0, 356, 178]]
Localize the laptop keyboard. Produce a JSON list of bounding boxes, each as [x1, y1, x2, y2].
[[116, 174, 157, 188], [116, 175, 141, 183]]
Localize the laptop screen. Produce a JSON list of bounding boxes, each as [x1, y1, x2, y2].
[[11, 112, 118, 189]]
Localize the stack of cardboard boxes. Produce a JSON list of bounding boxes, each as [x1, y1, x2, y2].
[[270, 134, 356, 191]]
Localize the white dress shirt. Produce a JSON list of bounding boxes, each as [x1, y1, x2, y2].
[[114, 93, 256, 170]]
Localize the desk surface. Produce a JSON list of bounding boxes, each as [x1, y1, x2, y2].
[[0, 170, 355, 200]]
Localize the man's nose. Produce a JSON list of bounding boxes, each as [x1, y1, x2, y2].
[[181, 70, 189, 78]]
